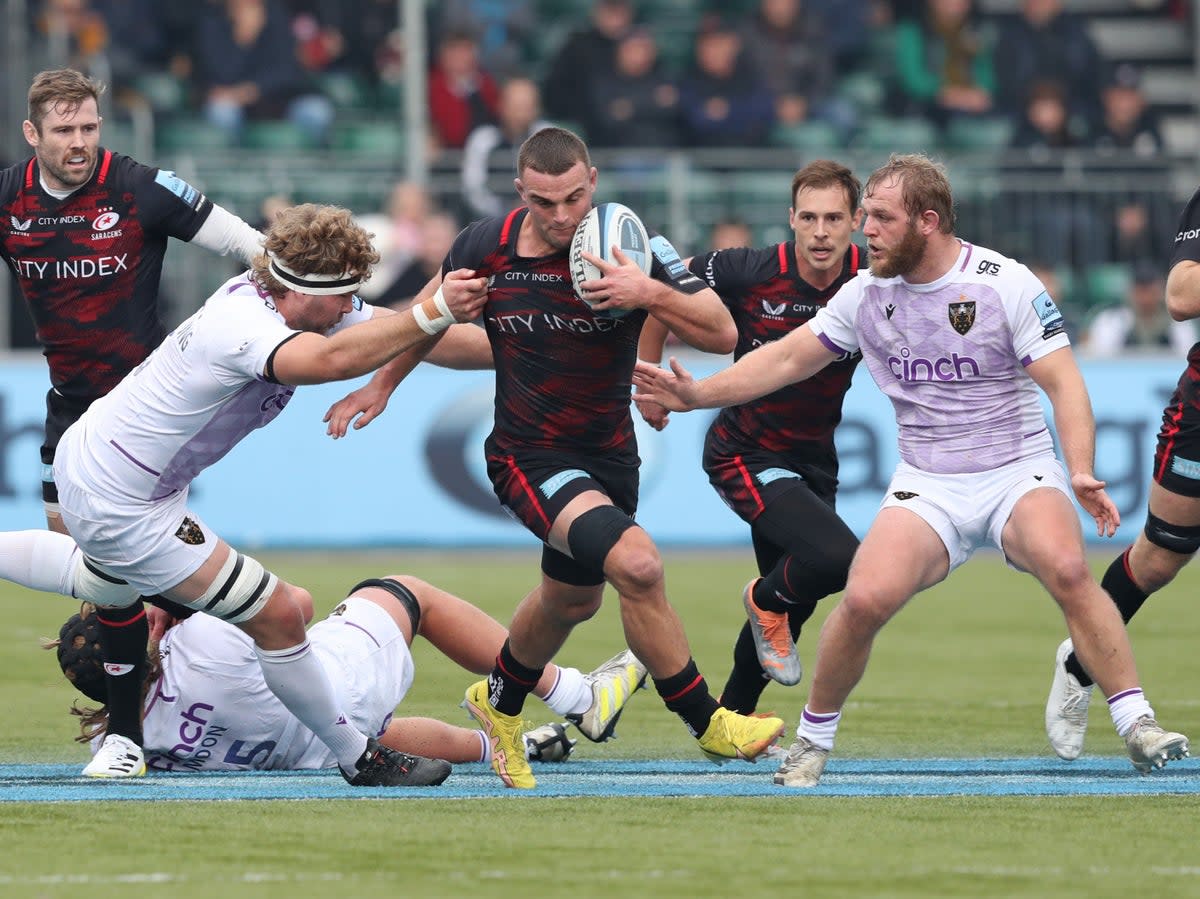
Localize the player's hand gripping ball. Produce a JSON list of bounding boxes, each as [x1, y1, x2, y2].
[[569, 202, 652, 316]]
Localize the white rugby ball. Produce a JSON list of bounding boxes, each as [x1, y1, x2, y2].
[[569, 202, 652, 312]]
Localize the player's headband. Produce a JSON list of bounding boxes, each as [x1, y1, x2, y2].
[[268, 252, 364, 295]]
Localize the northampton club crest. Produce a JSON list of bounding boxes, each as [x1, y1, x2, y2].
[[948, 299, 976, 335]]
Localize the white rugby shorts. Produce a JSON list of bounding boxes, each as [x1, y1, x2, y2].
[[879, 452, 1071, 571], [308, 596, 416, 744], [54, 458, 219, 595]]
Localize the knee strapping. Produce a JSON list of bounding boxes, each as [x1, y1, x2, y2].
[[566, 506, 637, 572], [348, 577, 421, 633], [195, 552, 277, 623], [73, 556, 140, 609], [1144, 512, 1200, 555]]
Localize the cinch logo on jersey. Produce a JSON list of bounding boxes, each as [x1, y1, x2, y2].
[[887, 346, 980, 382], [12, 255, 129, 278], [165, 701, 227, 769]]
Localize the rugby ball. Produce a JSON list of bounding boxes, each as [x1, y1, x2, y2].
[[569, 202, 652, 312]]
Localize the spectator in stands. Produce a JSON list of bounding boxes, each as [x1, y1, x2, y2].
[[677, 13, 775, 150], [1085, 261, 1196, 357], [32, 0, 109, 78], [890, 0, 996, 131], [437, 0, 536, 79], [461, 77, 550, 219], [427, 24, 500, 151], [805, 0, 887, 74], [195, 0, 335, 146], [541, 0, 636, 137], [707, 217, 754, 252], [740, 0, 856, 142], [91, 0, 193, 98], [381, 211, 462, 309], [993, 0, 1107, 135], [352, 180, 433, 304], [1010, 79, 1088, 155], [1088, 64, 1172, 274], [1093, 64, 1164, 159], [1008, 81, 1104, 270], [586, 26, 681, 150]]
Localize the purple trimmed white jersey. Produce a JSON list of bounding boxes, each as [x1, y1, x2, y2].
[[810, 241, 1069, 474], [60, 273, 371, 502], [131, 599, 413, 771]]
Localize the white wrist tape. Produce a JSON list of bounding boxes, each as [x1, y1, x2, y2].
[[413, 286, 456, 335]]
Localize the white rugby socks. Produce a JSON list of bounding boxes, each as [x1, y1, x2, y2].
[[0, 529, 78, 596], [255, 641, 368, 772], [537, 665, 592, 717]]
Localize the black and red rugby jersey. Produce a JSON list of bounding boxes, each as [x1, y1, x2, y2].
[[0, 149, 214, 401], [447, 206, 704, 460], [689, 241, 867, 459], [1170, 186, 1200, 369]]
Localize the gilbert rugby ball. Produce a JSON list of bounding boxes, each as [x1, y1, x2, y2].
[[569, 202, 652, 311]]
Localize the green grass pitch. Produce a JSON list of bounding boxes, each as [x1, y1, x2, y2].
[[2, 547, 1199, 897]]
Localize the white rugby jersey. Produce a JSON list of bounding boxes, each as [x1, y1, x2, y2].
[[810, 241, 1070, 474], [137, 610, 410, 771], [64, 273, 370, 502]]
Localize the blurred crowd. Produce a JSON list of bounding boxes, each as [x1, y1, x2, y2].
[[6, 0, 1195, 355]]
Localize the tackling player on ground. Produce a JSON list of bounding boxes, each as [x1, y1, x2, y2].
[[0, 69, 264, 774]]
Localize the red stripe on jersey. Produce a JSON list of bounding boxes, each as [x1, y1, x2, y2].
[[1156, 403, 1185, 482], [499, 207, 522, 247], [777, 243, 788, 273], [506, 455, 552, 531], [24, 158, 35, 189], [850, 244, 860, 270], [96, 150, 112, 184], [734, 455, 766, 516]]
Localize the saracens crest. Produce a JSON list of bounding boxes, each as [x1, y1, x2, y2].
[[948, 297, 976, 336]]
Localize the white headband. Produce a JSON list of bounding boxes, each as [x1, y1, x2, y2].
[[268, 253, 364, 295]]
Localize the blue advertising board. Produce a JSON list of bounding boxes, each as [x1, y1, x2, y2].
[[0, 354, 1183, 547]]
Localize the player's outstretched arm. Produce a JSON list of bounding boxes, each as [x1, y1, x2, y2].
[[634, 316, 672, 431], [633, 323, 836, 412], [1026, 347, 1120, 537]]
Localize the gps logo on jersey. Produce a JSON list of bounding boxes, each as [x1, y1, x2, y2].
[[948, 300, 975, 335], [762, 300, 787, 316], [92, 211, 120, 231], [9, 216, 31, 232], [888, 347, 980, 381]]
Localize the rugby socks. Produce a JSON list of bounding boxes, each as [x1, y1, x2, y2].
[[654, 659, 720, 737], [536, 665, 593, 718], [254, 640, 367, 772], [0, 529, 77, 595], [95, 601, 148, 744], [488, 640, 544, 716], [796, 706, 841, 751], [1067, 548, 1149, 688], [1107, 688, 1154, 737], [720, 627, 773, 714]]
